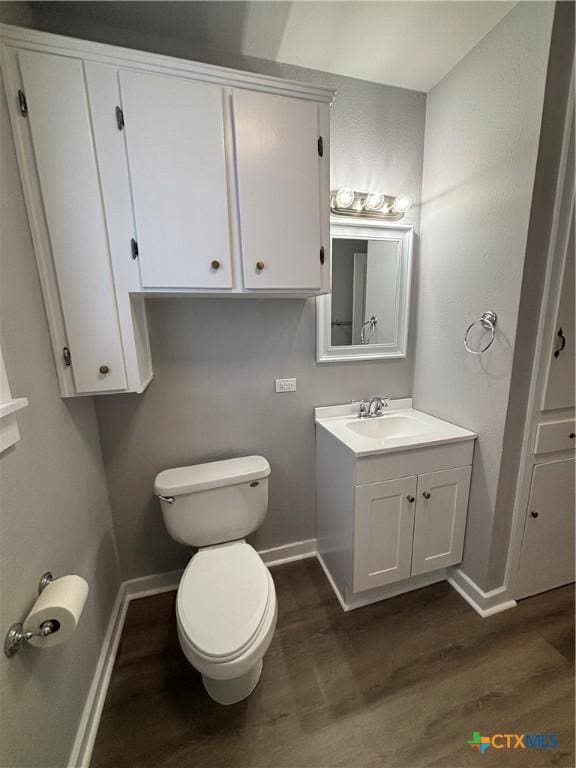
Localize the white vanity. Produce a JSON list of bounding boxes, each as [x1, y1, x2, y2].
[[315, 399, 476, 610]]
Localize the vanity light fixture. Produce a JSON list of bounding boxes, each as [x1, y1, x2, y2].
[[364, 192, 387, 211], [331, 189, 412, 220], [392, 194, 413, 214], [333, 187, 356, 209]]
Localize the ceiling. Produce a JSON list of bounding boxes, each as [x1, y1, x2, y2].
[[30, 1, 517, 92]]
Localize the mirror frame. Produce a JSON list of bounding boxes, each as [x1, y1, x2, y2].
[[316, 219, 413, 363]]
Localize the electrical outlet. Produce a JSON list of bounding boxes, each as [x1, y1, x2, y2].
[[275, 378, 297, 393]]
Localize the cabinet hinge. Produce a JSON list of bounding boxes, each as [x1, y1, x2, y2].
[[130, 238, 139, 259], [62, 346, 72, 367], [18, 90, 28, 117], [115, 106, 125, 130], [317, 136, 324, 157], [320, 245, 325, 265]]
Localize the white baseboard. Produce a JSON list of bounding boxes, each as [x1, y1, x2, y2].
[[124, 568, 183, 600], [68, 584, 128, 768], [447, 568, 517, 618], [259, 538, 317, 567]]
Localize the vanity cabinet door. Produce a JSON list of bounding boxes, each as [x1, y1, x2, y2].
[[411, 466, 471, 576], [119, 71, 232, 289], [353, 476, 417, 592], [18, 50, 128, 394], [233, 89, 324, 290]]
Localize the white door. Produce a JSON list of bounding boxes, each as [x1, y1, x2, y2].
[[353, 476, 417, 592], [542, 213, 575, 411], [18, 51, 127, 393], [516, 458, 575, 600], [411, 467, 471, 576], [233, 89, 323, 290], [119, 71, 232, 289]]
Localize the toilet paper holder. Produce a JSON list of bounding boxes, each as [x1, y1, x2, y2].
[[4, 571, 59, 657]]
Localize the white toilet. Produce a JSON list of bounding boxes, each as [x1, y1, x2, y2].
[[154, 456, 277, 705]]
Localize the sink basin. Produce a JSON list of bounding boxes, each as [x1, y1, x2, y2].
[[347, 414, 430, 440], [314, 399, 477, 457]]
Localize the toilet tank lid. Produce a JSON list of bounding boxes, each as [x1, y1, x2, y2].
[[154, 456, 270, 496]]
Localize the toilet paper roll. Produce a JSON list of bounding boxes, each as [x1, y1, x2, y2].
[[23, 575, 89, 648]]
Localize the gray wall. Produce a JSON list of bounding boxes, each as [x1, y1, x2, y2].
[[22, 8, 425, 579], [0, 26, 122, 768], [413, 2, 554, 592]]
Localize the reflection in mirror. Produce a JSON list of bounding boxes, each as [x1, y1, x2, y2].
[[331, 238, 401, 347], [316, 222, 412, 363]]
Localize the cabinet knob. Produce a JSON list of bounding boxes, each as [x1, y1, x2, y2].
[[256, 261, 265, 272], [99, 365, 110, 375], [422, 491, 431, 499], [531, 511, 539, 518], [406, 495, 415, 503], [569, 433, 575, 439], [211, 260, 221, 270]]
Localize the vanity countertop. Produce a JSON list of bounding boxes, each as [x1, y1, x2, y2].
[[315, 399, 477, 457]]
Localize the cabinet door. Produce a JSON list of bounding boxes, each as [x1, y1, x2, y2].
[[542, 213, 575, 411], [353, 477, 417, 592], [233, 90, 322, 290], [411, 467, 471, 576], [119, 71, 232, 289], [516, 458, 575, 600], [18, 51, 127, 393]]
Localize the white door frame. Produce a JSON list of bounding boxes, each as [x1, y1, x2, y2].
[[504, 75, 575, 601]]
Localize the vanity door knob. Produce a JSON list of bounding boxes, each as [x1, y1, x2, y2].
[[406, 495, 415, 503], [256, 261, 265, 271], [531, 511, 539, 518], [422, 491, 431, 499], [99, 365, 110, 375], [569, 433, 575, 439], [211, 260, 221, 270]]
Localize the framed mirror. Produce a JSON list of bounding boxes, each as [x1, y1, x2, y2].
[[317, 220, 413, 362]]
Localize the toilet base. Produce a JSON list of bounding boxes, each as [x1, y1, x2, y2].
[[202, 659, 263, 705]]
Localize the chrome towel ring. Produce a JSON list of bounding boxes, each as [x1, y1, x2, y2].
[[464, 311, 497, 354]]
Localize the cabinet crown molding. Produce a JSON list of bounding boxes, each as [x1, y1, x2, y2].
[[0, 23, 336, 104]]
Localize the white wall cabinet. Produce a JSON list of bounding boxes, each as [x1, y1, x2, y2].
[[119, 71, 233, 290], [1, 24, 333, 396], [233, 89, 326, 290], [14, 49, 146, 395]]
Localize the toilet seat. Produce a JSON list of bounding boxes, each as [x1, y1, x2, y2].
[[177, 541, 273, 664]]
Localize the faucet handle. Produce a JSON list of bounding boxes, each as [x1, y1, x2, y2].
[[358, 400, 369, 418]]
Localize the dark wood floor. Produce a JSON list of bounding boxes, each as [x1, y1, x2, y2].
[[92, 559, 574, 768]]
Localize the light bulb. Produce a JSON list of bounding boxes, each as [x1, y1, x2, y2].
[[334, 187, 355, 209], [393, 194, 412, 214], [364, 192, 386, 211]]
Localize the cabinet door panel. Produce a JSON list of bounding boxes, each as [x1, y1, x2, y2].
[[233, 90, 322, 290], [516, 458, 575, 599], [18, 51, 127, 393], [411, 467, 471, 576], [120, 71, 232, 289], [542, 213, 575, 411], [354, 477, 416, 592]]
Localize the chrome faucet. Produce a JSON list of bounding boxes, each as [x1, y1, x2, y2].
[[367, 396, 390, 417]]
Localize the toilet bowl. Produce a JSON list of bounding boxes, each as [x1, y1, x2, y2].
[[154, 456, 277, 705]]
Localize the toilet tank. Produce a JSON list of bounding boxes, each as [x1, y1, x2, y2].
[[154, 456, 270, 548]]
